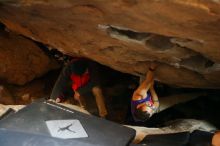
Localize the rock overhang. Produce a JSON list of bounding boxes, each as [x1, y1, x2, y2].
[[0, 0, 220, 88]]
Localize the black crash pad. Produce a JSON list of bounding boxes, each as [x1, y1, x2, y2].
[[0, 129, 98, 146], [0, 101, 135, 146]]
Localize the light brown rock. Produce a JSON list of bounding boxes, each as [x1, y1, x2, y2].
[[0, 29, 59, 85], [127, 119, 216, 144], [0, 0, 220, 88]]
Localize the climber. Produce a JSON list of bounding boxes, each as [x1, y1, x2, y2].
[[131, 62, 159, 121], [50, 58, 108, 118]]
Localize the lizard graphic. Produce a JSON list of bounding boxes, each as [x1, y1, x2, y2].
[[58, 123, 75, 133]]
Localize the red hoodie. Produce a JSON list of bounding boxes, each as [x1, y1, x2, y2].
[[71, 71, 90, 91]]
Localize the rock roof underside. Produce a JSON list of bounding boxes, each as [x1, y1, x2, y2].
[[0, 0, 220, 88]]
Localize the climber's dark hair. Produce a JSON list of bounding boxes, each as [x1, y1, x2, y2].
[[72, 60, 88, 75], [134, 108, 151, 121]]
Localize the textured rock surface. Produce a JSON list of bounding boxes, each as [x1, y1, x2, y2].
[[127, 119, 216, 143], [7, 77, 53, 105], [0, 28, 59, 85], [0, 0, 220, 88], [0, 85, 14, 105], [0, 68, 60, 105]]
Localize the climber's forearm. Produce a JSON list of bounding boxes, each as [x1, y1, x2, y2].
[[134, 69, 155, 98], [145, 69, 154, 84], [150, 86, 159, 108], [139, 70, 154, 90], [150, 87, 158, 101]]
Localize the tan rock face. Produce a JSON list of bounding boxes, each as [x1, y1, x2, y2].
[[0, 29, 59, 85], [0, 0, 220, 88], [7, 76, 55, 105]]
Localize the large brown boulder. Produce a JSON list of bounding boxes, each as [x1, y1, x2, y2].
[[0, 0, 220, 88], [0, 29, 59, 85]]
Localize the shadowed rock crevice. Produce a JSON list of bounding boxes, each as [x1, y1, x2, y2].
[[32, 41, 73, 64], [179, 54, 215, 73], [104, 25, 151, 42], [102, 24, 217, 74], [102, 24, 202, 51], [0, 23, 5, 30], [145, 35, 174, 51]]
